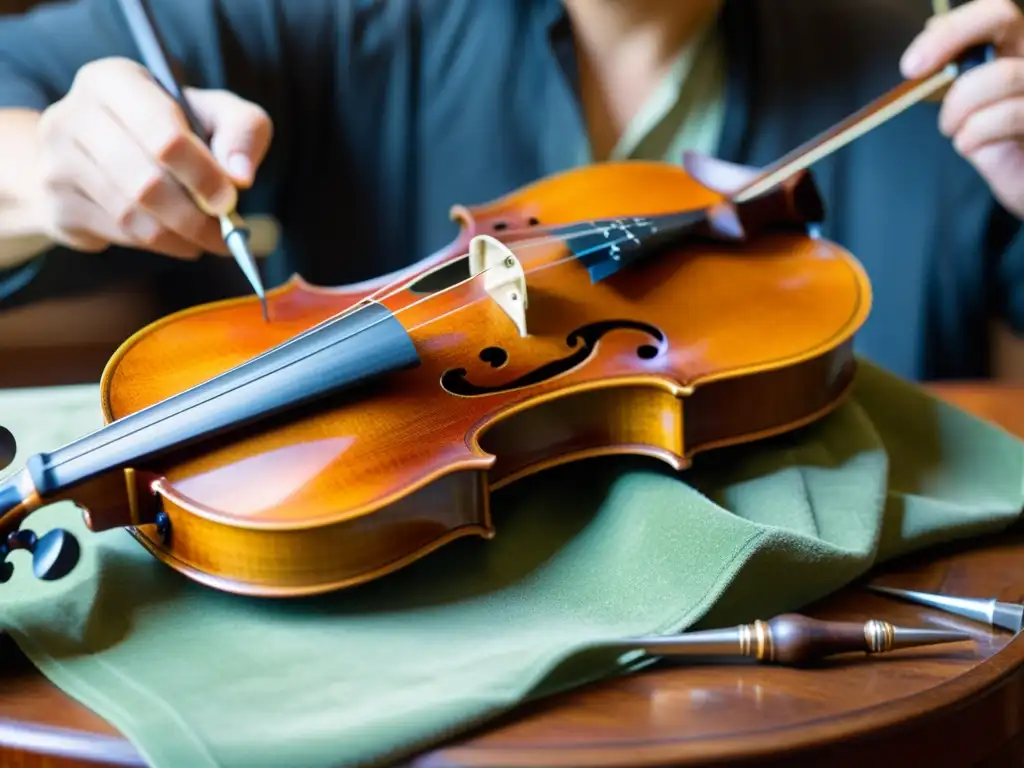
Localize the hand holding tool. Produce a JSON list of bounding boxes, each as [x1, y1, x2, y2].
[[114, 0, 268, 320]]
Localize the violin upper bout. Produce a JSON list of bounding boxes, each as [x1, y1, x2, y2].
[[449, 203, 478, 233]]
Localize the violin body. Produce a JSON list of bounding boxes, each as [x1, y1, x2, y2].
[[88, 161, 870, 596], [0, 159, 872, 596]]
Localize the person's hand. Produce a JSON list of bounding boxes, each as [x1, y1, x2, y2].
[[31, 56, 272, 259], [901, 0, 1024, 219]]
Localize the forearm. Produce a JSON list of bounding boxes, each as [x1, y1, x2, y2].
[[0, 108, 50, 271]]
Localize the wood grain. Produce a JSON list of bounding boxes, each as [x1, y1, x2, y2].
[[21, 159, 867, 597], [0, 382, 1020, 767]]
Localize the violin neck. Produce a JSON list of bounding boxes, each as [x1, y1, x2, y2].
[[555, 210, 711, 283], [561, 167, 825, 284], [0, 301, 420, 514]]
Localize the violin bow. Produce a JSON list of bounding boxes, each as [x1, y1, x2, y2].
[[922, 0, 958, 103], [732, 31, 994, 203]]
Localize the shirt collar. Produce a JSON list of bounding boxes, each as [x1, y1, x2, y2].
[[532, 0, 755, 165]]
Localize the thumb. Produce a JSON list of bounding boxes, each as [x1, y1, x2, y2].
[[900, 0, 1021, 78], [184, 87, 273, 188]]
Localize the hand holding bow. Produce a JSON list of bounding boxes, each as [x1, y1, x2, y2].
[[902, 0, 1024, 218]]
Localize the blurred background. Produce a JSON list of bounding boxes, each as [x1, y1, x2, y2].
[[0, 0, 1020, 389]]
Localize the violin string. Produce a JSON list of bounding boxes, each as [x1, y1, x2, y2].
[[219, 224, 588, 362], [242, 221, 649, 356], [271, 228, 633, 360], [364, 221, 651, 304], [29, 232, 636, 479], [335, 231, 636, 337], [236, 226, 637, 374], [403, 249, 593, 334]]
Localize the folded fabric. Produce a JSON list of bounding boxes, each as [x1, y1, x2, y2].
[[1, 360, 1021, 768]]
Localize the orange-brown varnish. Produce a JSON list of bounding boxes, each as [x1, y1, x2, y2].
[[96, 161, 871, 597]]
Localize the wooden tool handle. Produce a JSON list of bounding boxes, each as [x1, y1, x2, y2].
[[752, 614, 888, 665]]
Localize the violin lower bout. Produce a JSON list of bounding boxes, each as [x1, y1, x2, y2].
[[124, 340, 856, 598]]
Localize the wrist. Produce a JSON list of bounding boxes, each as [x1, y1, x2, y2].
[[0, 110, 54, 269], [0, 168, 54, 271]]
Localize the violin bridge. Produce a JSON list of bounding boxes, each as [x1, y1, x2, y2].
[[468, 234, 529, 337]]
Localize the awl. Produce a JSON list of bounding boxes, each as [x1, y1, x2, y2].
[[868, 585, 1024, 633], [115, 0, 268, 321]]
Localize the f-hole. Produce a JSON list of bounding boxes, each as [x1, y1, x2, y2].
[[441, 319, 666, 397], [479, 347, 508, 368]]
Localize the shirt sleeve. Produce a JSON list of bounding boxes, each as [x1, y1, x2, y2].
[[0, 259, 45, 305], [0, 0, 343, 309]]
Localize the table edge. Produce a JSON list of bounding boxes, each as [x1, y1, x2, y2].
[[1, 383, 1021, 767]]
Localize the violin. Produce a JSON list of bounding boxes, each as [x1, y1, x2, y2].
[[0, 42, 995, 598]]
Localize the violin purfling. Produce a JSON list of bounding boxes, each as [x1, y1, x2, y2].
[[0, 42, 994, 597]]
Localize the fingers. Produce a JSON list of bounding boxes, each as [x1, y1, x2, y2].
[[186, 88, 273, 189], [901, 0, 1024, 79], [41, 138, 212, 261], [54, 186, 203, 260], [939, 57, 1024, 135], [72, 104, 226, 255], [34, 56, 276, 261], [77, 59, 238, 216], [36, 190, 111, 253], [950, 97, 1024, 153]]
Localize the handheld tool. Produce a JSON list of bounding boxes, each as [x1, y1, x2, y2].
[[605, 613, 970, 667], [868, 585, 1024, 634], [114, 0, 268, 321]]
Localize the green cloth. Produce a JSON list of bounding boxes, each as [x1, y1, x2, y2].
[[0, 360, 1022, 768]]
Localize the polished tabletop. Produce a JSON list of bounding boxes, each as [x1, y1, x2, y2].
[[0, 381, 1022, 768]]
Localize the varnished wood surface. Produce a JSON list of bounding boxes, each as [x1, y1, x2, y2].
[[71, 160, 870, 597], [0, 381, 1020, 767]]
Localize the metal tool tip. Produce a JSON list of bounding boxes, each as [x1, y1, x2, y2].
[[223, 220, 267, 315], [891, 626, 972, 649], [870, 583, 1023, 634]]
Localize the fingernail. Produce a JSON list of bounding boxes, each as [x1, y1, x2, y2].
[[226, 152, 252, 183], [901, 48, 925, 78], [132, 211, 160, 241]]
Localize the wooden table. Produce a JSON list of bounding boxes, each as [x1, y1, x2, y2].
[[0, 383, 1022, 768]]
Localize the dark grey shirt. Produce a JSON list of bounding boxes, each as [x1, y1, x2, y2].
[[0, 0, 1021, 381]]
